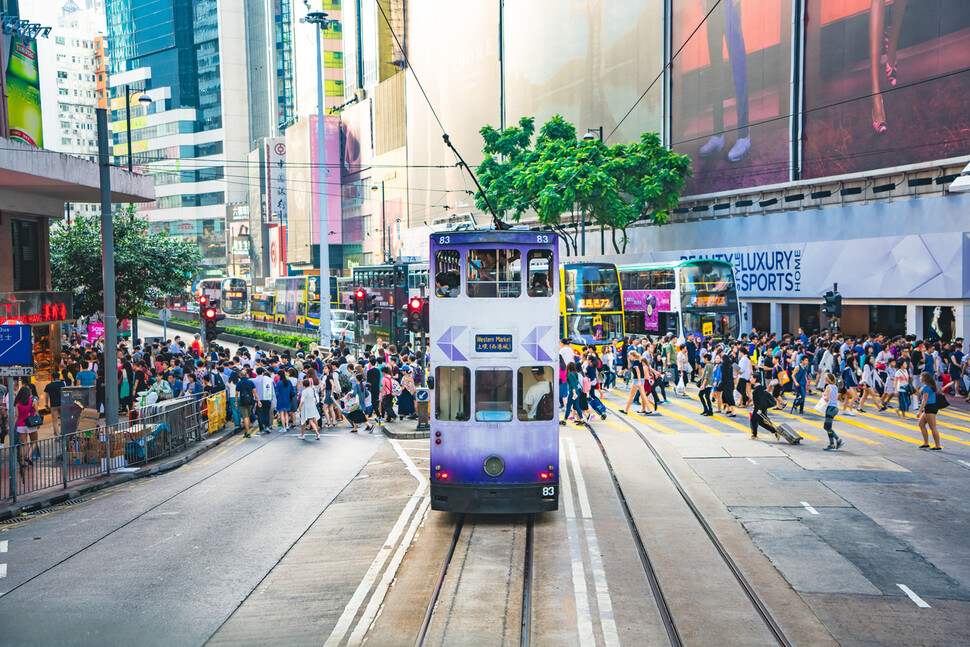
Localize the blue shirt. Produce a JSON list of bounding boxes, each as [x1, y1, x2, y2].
[[920, 385, 936, 405], [169, 379, 183, 398], [76, 370, 96, 387]]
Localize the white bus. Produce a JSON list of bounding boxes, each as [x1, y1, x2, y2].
[[618, 259, 741, 340]]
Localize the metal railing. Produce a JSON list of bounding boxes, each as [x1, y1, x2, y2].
[[1, 396, 212, 503]]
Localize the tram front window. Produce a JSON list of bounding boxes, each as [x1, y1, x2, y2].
[[435, 367, 470, 421], [566, 313, 623, 341], [475, 368, 513, 422], [527, 250, 553, 297], [435, 250, 461, 298], [517, 366, 555, 421], [467, 249, 521, 298]]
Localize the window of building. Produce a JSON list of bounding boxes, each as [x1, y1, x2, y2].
[[11, 219, 41, 291], [434, 249, 460, 297], [517, 366, 555, 421], [55, 36, 65, 45], [475, 368, 513, 422], [435, 367, 470, 421], [467, 249, 521, 298], [527, 250, 553, 297]]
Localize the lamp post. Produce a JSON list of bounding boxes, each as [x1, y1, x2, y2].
[[303, 10, 335, 349], [124, 84, 152, 173], [371, 181, 389, 263], [96, 108, 120, 431]]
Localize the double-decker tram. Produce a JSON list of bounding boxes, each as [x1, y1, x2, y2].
[[618, 258, 741, 340], [350, 262, 424, 347], [429, 229, 559, 513], [559, 262, 624, 351]]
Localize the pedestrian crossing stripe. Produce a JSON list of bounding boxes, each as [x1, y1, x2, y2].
[[600, 398, 680, 434], [661, 393, 822, 442], [770, 408, 879, 445], [852, 407, 970, 437]]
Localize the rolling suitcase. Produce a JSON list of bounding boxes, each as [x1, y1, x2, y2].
[[588, 394, 608, 420], [776, 422, 802, 445]]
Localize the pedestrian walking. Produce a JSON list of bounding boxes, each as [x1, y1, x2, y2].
[[917, 372, 943, 450], [620, 351, 653, 415], [895, 359, 913, 419], [820, 373, 843, 451], [297, 378, 320, 439], [274, 368, 295, 430], [697, 357, 714, 416]]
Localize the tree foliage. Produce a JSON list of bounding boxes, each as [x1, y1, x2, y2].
[[476, 115, 692, 253], [50, 205, 203, 321]]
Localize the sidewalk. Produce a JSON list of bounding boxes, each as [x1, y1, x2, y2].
[[376, 416, 430, 440], [0, 422, 237, 522]]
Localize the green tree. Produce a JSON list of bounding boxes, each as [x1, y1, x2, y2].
[[51, 205, 203, 335], [476, 115, 692, 254]]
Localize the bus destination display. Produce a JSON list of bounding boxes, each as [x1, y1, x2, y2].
[[475, 334, 513, 353]]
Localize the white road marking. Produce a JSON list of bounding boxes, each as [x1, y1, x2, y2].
[[0, 563, 5, 578], [800, 501, 819, 515], [747, 457, 758, 465], [566, 437, 621, 647], [366, 461, 385, 466], [559, 441, 596, 647], [355, 474, 369, 479], [324, 440, 428, 647], [897, 583, 931, 608], [0, 540, 7, 553], [957, 460, 970, 469]]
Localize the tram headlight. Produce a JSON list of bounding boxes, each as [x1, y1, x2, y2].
[[483, 455, 505, 478]]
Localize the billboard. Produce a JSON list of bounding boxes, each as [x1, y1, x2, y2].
[[310, 114, 343, 244], [671, 0, 793, 195], [5, 35, 43, 147], [802, 0, 970, 178]]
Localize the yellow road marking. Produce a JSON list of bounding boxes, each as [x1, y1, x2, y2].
[[801, 408, 928, 445], [848, 409, 970, 446], [772, 408, 878, 445], [601, 398, 679, 434], [662, 396, 822, 442]]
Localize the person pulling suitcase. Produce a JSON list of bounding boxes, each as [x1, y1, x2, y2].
[[750, 383, 780, 440]]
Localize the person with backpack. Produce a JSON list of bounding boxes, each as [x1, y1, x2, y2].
[[561, 362, 585, 425], [380, 366, 398, 423], [236, 370, 258, 438], [274, 368, 295, 430], [749, 383, 780, 441], [522, 367, 555, 420], [917, 372, 944, 450]]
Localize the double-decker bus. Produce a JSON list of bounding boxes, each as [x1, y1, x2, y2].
[[559, 262, 624, 351], [273, 275, 321, 329], [250, 292, 275, 323], [618, 259, 741, 340], [350, 262, 425, 347], [195, 279, 222, 306], [222, 278, 248, 315]]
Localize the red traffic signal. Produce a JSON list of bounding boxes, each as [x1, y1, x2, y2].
[[199, 295, 208, 306], [407, 297, 426, 332], [409, 297, 421, 311], [355, 289, 366, 300], [204, 307, 218, 320], [353, 288, 368, 314]]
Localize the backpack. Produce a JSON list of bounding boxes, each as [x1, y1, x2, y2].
[[338, 371, 352, 393], [391, 379, 403, 397], [237, 384, 255, 407], [581, 376, 591, 394], [211, 372, 226, 392], [537, 384, 554, 420]]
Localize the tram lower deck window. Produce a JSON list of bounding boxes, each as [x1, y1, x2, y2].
[[435, 366, 470, 421], [475, 368, 513, 422], [518, 366, 555, 421]]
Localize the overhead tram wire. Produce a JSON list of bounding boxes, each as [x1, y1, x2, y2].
[[374, 0, 509, 230]]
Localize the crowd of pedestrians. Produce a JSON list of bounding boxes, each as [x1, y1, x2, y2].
[[560, 327, 966, 453]]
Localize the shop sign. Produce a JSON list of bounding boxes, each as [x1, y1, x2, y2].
[[0, 292, 73, 325]]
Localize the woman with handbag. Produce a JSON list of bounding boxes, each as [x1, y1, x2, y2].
[[818, 373, 843, 451], [14, 386, 43, 463], [917, 372, 943, 451], [342, 375, 371, 432], [895, 359, 913, 419]]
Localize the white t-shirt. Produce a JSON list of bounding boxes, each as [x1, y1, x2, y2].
[[738, 356, 753, 380], [559, 346, 576, 368], [254, 374, 273, 401], [523, 380, 553, 419]]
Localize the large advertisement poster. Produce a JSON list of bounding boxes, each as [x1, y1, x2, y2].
[[671, 0, 792, 195], [802, 1, 970, 178], [6, 35, 43, 147]]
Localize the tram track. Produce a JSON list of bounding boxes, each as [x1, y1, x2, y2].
[[585, 414, 793, 647], [415, 513, 535, 647]]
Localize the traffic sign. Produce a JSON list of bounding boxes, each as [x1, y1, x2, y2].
[[0, 366, 34, 377], [157, 308, 172, 322], [415, 388, 430, 402], [0, 325, 32, 367]]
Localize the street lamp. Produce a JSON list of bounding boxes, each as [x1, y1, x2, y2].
[[371, 182, 390, 263], [302, 10, 336, 349], [124, 84, 152, 173]]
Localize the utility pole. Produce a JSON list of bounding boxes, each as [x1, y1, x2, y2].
[[304, 11, 333, 350], [97, 108, 119, 429]]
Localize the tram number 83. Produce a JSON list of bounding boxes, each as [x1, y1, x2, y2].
[[542, 486, 556, 497]]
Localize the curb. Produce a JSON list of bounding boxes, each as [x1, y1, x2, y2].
[[0, 425, 238, 523], [379, 423, 430, 440]]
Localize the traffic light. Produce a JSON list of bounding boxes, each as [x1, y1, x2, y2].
[[203, 306, 227, 343], [406, 297, 428, 333], [822, 290, 843, 318], [199, 294, 208, 308], [353, 288, 367, 314]]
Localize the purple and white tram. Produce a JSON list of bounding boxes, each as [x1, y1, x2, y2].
[[429, 229, 560, 513]]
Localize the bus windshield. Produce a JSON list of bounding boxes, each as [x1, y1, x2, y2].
[[222, 278, 248, 315], [565, 313, 623, 343], [680, 262, 734, 294], [682, 311, 739, 340], [562, 264, 621, 312]]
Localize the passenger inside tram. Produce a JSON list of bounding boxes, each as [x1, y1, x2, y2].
[[435, 270, 460, 298], [519, 366, 555, 421]]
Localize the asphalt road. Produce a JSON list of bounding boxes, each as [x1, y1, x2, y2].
[[138, 319, 244, 356], [0, 428, 383, 647]]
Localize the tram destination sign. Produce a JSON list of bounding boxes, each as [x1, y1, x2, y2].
[[475, 334, 513, 353]]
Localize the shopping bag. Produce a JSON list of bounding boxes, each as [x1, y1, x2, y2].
[[675, 376, 686, 396], [813, 397, 828, 415]]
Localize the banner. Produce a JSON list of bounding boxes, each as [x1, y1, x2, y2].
[[206, 391, 226, 433], [6, 35, 43, 147]]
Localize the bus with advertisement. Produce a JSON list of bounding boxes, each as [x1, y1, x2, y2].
[[558, 262, 624, 351], [618, 259, 741, 340], [272, 275, 321, 329]]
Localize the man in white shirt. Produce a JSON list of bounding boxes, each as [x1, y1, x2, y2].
[[559, 339, 576, 368], [253, 367, 274, 434], [523, 368, 554, 420], [737, 346, 753, 407]]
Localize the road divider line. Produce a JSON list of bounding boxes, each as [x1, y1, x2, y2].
[[0, 563, 6, 578], [0, 540, 7, 553], [800, 502, 819, 515], [560, 441, 596, 647], [897, 584, 931, 608], [565, 438, 593, 519], [957, 460, 970, 469], [747, 458, 758, 465], [324, 440, 428, 647]]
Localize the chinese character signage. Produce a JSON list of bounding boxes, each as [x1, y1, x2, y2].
[[0, 292, 73, 325], [266, 137, 287, 224]]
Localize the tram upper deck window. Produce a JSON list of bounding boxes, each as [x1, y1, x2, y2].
[[527, 250, 553, 297], [435, 250, 461, 298], [517, 366, 555, 421], [467, 249, 521, 298], [435, 366, 470, 421], [475, 368, 513, 422]]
